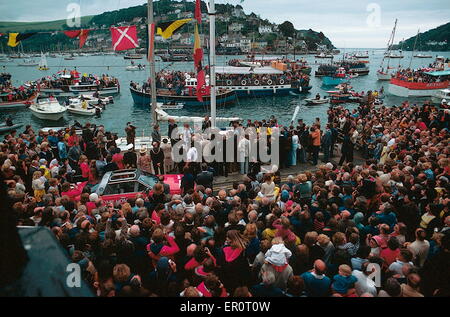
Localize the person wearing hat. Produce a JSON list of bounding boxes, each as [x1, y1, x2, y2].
[[137, 146, 153, 174], [123, 143, 137, 169]]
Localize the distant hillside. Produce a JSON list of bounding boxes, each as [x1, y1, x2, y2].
[[393, 22, 450, 51], [0, 0, 334, 53], [0, 16, 94, 33]]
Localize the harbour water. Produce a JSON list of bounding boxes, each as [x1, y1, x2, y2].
[[1, 50, 449, 136]]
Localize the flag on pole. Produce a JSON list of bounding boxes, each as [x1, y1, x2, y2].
[[193, 24, 203, 69], [148, 23, 155, 62], [63, 29, 90, 48], [156, 19, 192, 39], [110, 25, 139, 51], [193, 24, 206, 102], [195, 0, 202, 24], [7, 32, 36, 47]]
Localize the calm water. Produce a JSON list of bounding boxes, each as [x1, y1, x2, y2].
[[1, 50, 449, 136]]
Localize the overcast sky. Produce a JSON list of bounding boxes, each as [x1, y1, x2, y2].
[[1, 0, 448, 48]]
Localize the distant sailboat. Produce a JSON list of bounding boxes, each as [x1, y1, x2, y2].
[[38, 52, 49, 70], [378, 19, 398, 81]]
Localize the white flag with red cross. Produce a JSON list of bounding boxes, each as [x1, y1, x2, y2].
[[110, 25, 139, 51]]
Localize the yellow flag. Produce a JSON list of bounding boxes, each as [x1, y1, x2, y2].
[[8, 33, 19, 47], [156, 19, 192, 39]]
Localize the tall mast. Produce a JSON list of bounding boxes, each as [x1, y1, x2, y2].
[[409, 29, 419, 68], [209, 0, 216, 128], [148, 0, 158, 124]]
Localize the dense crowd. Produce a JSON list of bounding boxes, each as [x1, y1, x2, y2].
[[1, 96, 449, 297], [393, 68, 449, 83], [37, 69, 119, 89], [0, 73, 36, 102]]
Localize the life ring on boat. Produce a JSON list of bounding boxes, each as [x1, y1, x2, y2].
[[241, 80, 247, 86], [226, 80, 232, 86], [279, 79, 285, 85], [254, 80, 259, 85], [267, 79, 273, 85]]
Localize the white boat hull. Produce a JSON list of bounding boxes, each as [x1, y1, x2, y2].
[[30, 110, 65, 121], [377, 72, 391, 81], [304, 98, 329, 104], [29, 99, 67, 121], [67, 107, 97, 116], [388, 84, 446, 97]]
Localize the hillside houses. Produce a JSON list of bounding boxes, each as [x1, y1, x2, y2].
[[258, 25, 272, 34]]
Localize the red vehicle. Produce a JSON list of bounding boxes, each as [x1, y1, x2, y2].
[[96, 169, 181, 204]]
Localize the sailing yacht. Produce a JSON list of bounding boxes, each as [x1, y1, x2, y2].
[[378, 19, 399, 81], [413, 31, 432, 58], [38, 52, 49, 70]]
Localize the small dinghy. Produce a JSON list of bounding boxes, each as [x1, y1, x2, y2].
[[126, 65, 145, 71], [0, 123, 22, 133], [304, 98, 330, 105], [29, 97, 66, 121], [159, 102, 184, 110]]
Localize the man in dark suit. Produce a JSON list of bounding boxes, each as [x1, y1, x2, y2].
[[196, 163, 214, 190]]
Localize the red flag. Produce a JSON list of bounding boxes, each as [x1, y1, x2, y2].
[[193, 24, 203, 69], [64, 30, 81, 38], [64, 29, 90, 48], [79, 29, 89, 48], [110, 26, 139, 51], [196, 69, 206, 102], [195, 0, 202, 24], [148, 23, 155, 62]]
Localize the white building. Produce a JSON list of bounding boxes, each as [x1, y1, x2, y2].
[[229, 23, 244, 32], [258, 25, 272, 34], [240, 38, 252, 52]]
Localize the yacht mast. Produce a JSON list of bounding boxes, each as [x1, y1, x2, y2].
[[208, 0, 216, 128], [148, 0, 158, 124], [409, 29, 419, 68]]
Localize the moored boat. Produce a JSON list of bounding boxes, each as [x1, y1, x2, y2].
[[130, 86, 236, 108], [124, 53, 143, 59], [34, 70, 120, 97], [29, 97, 67, 121], [17, 59, 38, 66], [215, 66, 312, 97], [414, 53, 433, 58], [126, 65, 145, 71]]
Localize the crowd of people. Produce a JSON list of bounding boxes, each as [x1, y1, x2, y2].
[[1, 95, 449, 297], [393, 68, 449, 83], [36, 69, 119, 89], [0, 73, 36, 103]]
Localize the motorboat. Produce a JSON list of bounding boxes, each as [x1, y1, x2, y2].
[[68, 94, 113, 106], [126, 65, 145, 71], [304, 98, 330, 104], [29, 97, 67, 121], [66, 100, 102, 116]]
